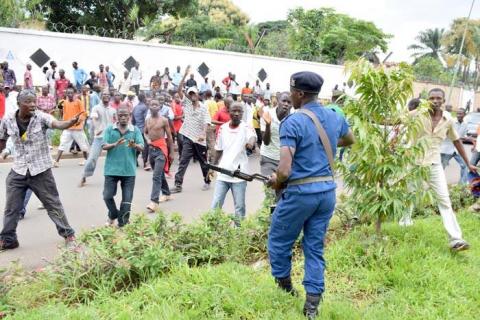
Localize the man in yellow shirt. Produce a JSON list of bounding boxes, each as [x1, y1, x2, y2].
[[401, 88, 473, 251]]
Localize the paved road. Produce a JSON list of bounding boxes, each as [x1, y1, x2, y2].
[[0, 147, 471, 269], [0, 154, 265, 269]]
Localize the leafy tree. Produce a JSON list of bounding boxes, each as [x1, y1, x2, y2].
[[29, 0, 198, 38], [256, 20, 289, 34], [287, 8, 326, 61], [142, 0, 248, 49], [320, 14, 390, 64], [256, 31, 293, 59], [199, 0, 249, 26], [442, 18, 480, 88], [412, 57, 445, 81], [340, 59, 429, 235], [408, 28, 445, 62], [0, 0, 26, 27], [287, 8, 390, 63]]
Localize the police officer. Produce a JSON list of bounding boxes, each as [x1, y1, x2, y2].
[[267, 71, 354, 318]]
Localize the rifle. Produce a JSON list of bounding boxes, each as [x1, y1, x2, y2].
[[206, 163, 269, 183]]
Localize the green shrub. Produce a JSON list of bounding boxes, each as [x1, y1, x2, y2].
[[50, 129, 61, 146], [1, 210, 272, 307]]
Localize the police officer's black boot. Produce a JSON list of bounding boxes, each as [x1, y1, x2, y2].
[[303, 293, 321, 319], [275, 276, 298, 296]]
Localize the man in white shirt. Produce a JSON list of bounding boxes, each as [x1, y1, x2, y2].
[[129, 62, 142, 95], [4, 86, 19, 117], [80, 92, 117, 186], [171, 66, 182, 90], [241, 94, 254, 126], [118, 71, 131, 98], [260, 92, 292, 175], [440, 108, 468, 184], [211, 102, 256, 225], [229, 74, 241, 101], [263, 83, 272, 100], [253, 80, 263, 96]]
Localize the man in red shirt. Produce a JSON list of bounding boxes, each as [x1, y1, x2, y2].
[[37, 86, 56, 115], [222, 72, 232, 93], [172, 92, 184, 158], [97, 64, 108, 91], [24, 64, 33, 89], [212, 97, 232, 136], [55, 69, 70, 101]]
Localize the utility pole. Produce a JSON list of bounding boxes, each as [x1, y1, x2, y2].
[[447, 0, 476, 105]]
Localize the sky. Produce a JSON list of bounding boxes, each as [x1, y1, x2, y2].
[[231, 0, 479, 62]]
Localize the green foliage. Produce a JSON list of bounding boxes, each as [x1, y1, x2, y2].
[[3, 213, 480, 319], [29, 0, 198, 39], [408, 28, 445, 61], [413, 56, 445, 80], [199, 0, 249, 26], [50, 129, 61, 147], [340, 59, 430, 233], [417, 184, 476, 218], [326, 213, 480, 319], [0, 0, 27, 27], [319, 13, 390, 64], [287, 8, 390, 63], [287, 8, 326, 61], [1, 209, 271, 306]]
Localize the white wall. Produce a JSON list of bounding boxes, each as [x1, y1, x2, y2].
[[0, 27, 347, 99]]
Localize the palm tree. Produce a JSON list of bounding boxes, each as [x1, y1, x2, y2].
[[408, 28, 445, 63]]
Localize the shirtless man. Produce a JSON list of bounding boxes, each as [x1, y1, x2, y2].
[[145, 98, 174, 212]]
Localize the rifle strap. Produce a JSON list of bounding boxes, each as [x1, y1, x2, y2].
[[297, 109, 335, 178]]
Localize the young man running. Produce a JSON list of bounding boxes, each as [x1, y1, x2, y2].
[[54, 88, 89, 166], [80, 92, 117, 187]]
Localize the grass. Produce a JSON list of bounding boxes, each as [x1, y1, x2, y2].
[[1, 210, 479, 319]]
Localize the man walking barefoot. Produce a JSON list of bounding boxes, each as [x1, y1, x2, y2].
[[144, 99, 174, 212]]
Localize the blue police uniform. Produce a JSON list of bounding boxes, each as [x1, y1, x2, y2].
[[268, 99, 349, 295]]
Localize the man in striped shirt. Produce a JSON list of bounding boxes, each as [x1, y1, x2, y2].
[[172, 66, 211, 193]]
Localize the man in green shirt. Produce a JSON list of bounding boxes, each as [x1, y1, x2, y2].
[[102, 105, 144, 227]]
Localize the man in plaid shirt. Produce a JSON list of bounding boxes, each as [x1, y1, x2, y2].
[[0, 89, 83, 251]]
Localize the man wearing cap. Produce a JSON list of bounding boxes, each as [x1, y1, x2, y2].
[[172, 66, 211, 193], [0, 89, 82, 251], [267, 71, 354, 319]]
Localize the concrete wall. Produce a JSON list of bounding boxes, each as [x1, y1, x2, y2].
[[0, 27, 346, 99]]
